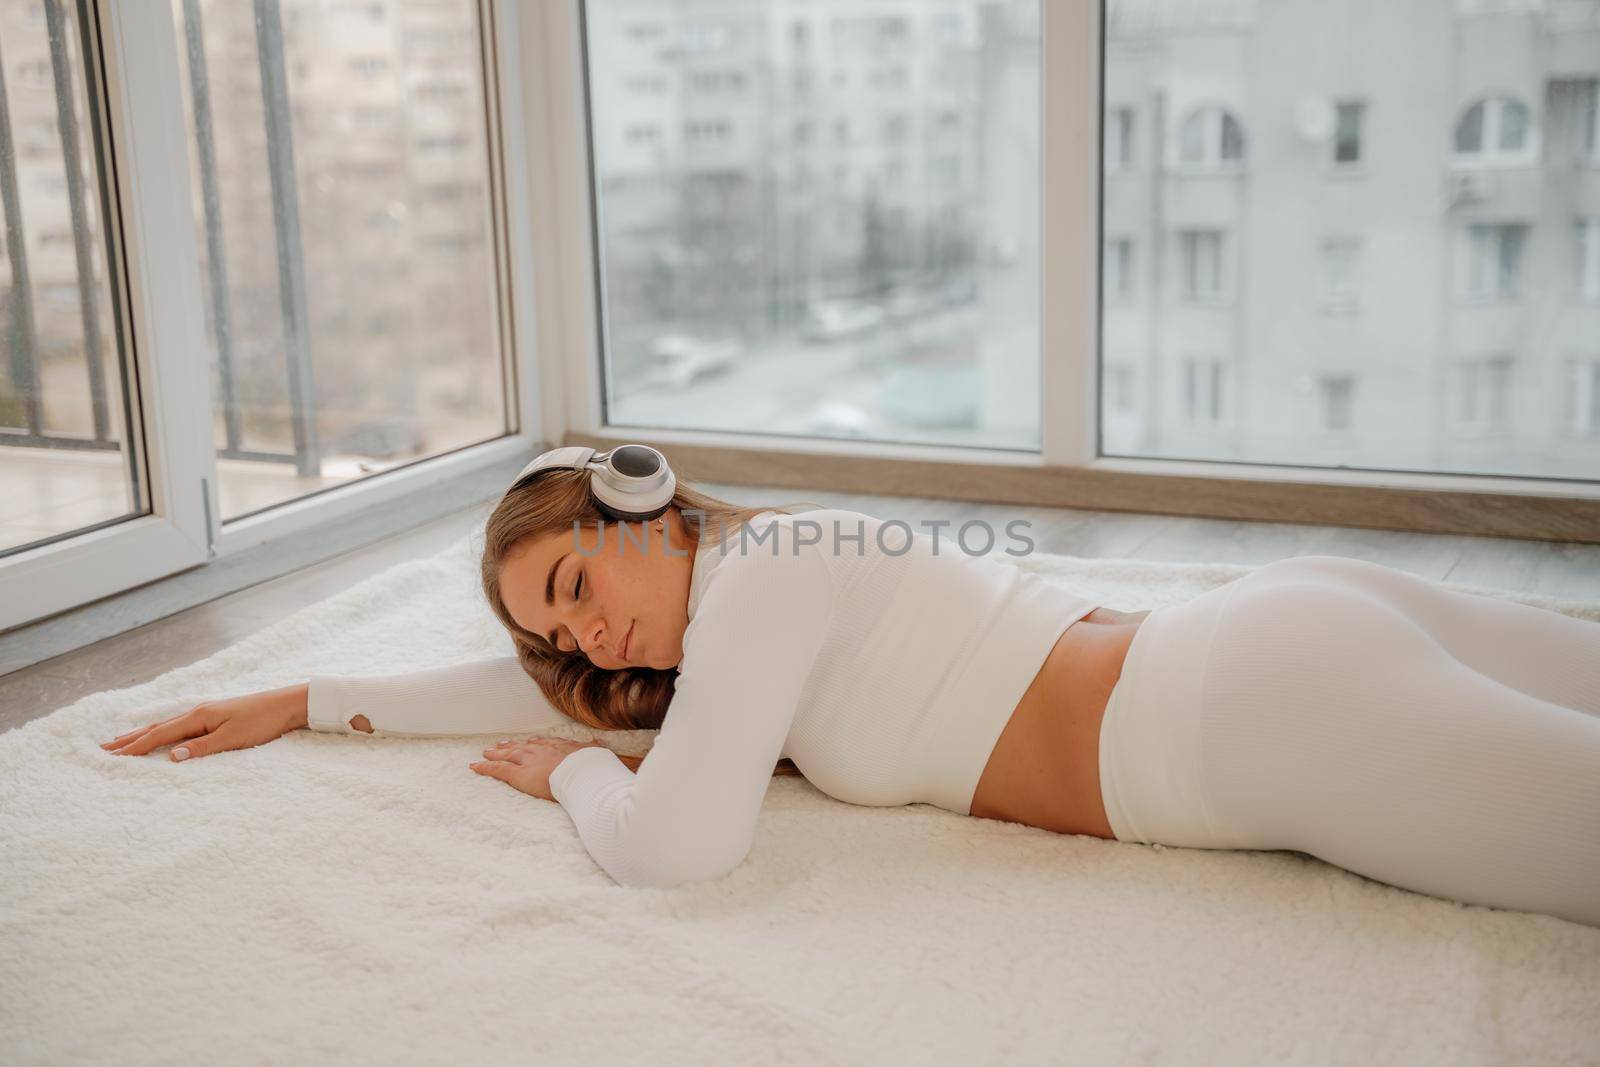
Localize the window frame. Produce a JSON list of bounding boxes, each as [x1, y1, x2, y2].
[[518, 0, 1599, 545], [1452, 94, 1540, 168]]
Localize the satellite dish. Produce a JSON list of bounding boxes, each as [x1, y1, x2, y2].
[[1294, 97, 1335, 143]]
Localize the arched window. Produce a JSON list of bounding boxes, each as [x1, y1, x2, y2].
[[1178, 106, 1246, 167], [1454, 96, 1533, 160]]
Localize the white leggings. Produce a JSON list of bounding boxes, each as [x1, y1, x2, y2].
[[1097, 554, 1600, 928]]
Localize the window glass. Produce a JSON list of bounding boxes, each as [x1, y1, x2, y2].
[[590, 0, 1042, 450], [1101, 0, 1598, 480], [171, 0, 510, 521], [0, 0, 143, 557], [1333, 101, 1363, 164]]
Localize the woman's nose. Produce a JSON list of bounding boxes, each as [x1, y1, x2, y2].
[[576, 615, 607, 656]]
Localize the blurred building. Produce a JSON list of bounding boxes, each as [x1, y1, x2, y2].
[[1103, 0, 1600, 477]]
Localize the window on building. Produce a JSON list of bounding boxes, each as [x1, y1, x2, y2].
[[684, 119, 732, 144], [1565, 359, 1600, 435], [1318, 374, 1356, 431], [1454, 96, 1535, 162], [1458, 356, 1514, 429], [1332, 101, 1364, 166], [1105, 237, 1133, 300], [1321, 237, 1362, 311], [1106, 106, 1134, 170], [1578, 218, 1600, 302], [1464, 223, 1528, 300], [1178, 106, 1245, 168], [1180, 229, 1226, 301], [1182, 356, 1226, 423]]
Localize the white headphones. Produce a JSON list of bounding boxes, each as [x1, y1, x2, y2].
[[505, 444, 677, 522]]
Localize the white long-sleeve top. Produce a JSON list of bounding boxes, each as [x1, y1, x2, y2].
[[306, 509, 1100, 888]]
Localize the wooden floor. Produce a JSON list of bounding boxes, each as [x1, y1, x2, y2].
[[4, 480, 1599, 735]]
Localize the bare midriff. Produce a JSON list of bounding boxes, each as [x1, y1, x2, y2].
[[968, 606, 1153, 840]]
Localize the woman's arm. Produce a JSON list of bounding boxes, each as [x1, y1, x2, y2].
[[545, 527, 833, 889], [306, 655, 573, 737]]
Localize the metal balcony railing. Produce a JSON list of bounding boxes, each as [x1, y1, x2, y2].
[[0, 0, 320, 477]]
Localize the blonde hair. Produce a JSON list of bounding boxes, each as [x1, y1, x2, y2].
[[480, 461, 818, 778]]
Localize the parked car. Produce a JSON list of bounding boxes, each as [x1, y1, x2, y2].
[[801, 400, 874, 439], [640, 335, 737, 390], [801, 300, 885, 343], [883, 289, 944, 322]]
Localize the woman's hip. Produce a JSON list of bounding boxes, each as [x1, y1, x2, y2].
[[1098, 555, 1600, 857]]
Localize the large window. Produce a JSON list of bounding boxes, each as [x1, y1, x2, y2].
[[1100, 0, 1600, 481], [171, 0, 510, 520], [2, 0, 522, 636], [587, 0, 1042, 450]]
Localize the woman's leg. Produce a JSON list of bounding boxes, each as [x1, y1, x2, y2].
[[1198, 574, 1600, 927], [1251, 554, 1600, 716]]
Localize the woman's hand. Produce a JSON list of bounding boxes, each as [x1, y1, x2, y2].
[[470, 737, 612, 803], [100, 683, 309, 763]]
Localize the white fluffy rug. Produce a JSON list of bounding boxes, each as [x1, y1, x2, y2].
[[4, 532, 1599, 1066]]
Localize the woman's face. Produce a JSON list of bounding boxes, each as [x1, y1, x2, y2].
[[499, 506, 695, 671]]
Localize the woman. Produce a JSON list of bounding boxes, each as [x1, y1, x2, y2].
[[101, 445, 1600, 925]]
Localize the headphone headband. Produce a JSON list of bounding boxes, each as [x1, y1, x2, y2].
[[506, 443, 677, 522]]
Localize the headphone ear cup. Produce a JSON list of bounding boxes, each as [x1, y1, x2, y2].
[[588, 462, 676, 521]]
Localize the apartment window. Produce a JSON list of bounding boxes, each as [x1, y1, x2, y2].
[[1332, 101, 1364, 166], [684, 119, 732, 144], [687, 69, 747, 93], [1565, 360, 1600, 435], [1182, 356, 1226, 424], [1180, 230, 1226, 301], [623, 74, 668, 95], [1106, 106, 1134, 170], [1105, 237, 1133, 301], [1577, 219, 1600, 301], [1178, 106, 1245, 168], [352, 56, 388, 78], [1454, 96, 1534, 162], [1464, 223, 1528, 301], [624, 124, 661, 146], [1458, 356, 1514, 429], [1318, 374, 1356, 431], [681, 23, 732, 52], [1321, 237, 1362, 311]]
